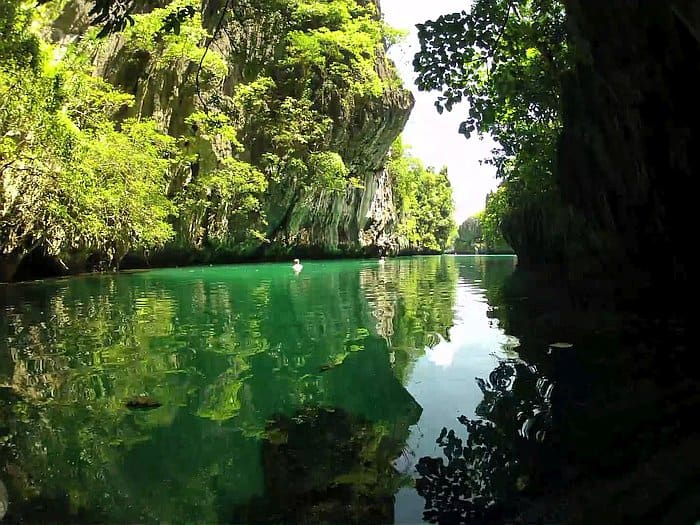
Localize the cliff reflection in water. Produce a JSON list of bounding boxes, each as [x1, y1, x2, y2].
[[361, 256, 459, 378], [0, 258, 463, 523], [415, 267, 699, 525], [5, 257, 691, 524]]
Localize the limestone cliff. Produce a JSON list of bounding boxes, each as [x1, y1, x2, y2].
[[48, 0, 413, 266]]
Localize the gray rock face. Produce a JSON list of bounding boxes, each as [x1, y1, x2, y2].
[[49, 0, 412, 263], [273, 167, 399, 256]]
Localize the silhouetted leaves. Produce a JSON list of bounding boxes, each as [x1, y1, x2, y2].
[[160, 5, 196, 36], [414, 0, 571, 250], [84, 0, 196, 37], [416, 359, 553, 524], [88, 0, 136, 37]]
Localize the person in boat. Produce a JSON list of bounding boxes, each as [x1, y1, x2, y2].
[[379, 255, 386, 264], [292, 258, 303, 272]]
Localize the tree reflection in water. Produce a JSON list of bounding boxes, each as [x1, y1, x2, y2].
[[416, 359, 553, 524], [0, 258, 455, 523], [415, 268, 699, 525]]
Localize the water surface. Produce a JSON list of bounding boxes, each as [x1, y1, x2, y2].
[[0, 256, 518, 523], [2, 255, 696, 524]]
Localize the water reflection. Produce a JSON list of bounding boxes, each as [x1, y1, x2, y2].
[[4, 256, 692, 524], [415, 359, 552, 524], [0, 257, 461, 523], [361, 256, 460, 380], [414, 266, 699, 525]]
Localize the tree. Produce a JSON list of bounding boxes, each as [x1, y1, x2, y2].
[[455, 195, 513, 255], [388, 139, 456, 253], [1, 1, 178, 277], [413, 166, 457, 252], [413, 0, 569, 253], [481, 187, 513, 253]]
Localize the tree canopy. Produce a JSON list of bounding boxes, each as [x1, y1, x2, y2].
[[413, 0, 569, 251], [388, 138, 456, 253]]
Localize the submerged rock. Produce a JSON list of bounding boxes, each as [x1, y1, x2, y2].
[[125, 396, 162, 410]]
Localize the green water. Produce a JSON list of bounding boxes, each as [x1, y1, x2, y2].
[[0, 256, 519, 523]]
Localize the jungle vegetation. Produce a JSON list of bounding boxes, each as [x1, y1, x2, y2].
[[388, 138, 456, 254], [413, 0, 569, 254], [0, 0, 455, 280], [454, 189, 512, 254]]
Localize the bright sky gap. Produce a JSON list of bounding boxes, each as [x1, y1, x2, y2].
[[381, 0, 500, 224]]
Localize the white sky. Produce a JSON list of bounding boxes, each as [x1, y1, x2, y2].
[[380, 0, 500, 223]]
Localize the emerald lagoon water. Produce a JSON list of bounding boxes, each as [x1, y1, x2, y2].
[[1, 255, 696, 524]]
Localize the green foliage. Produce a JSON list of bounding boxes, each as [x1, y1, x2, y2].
[[179, 157, 268, 250], [455, 215, 483, 253], [455, 189, 513, 254], [61, 72, 134, 129], [1, 2, 177, 269], [308, 151, 351, 191], [122, 0, 228, 80], [414, 0, 569, 251], [270, 97, 331, 156], [0, 0, 41, 71], [185, 110, 241, 149], [70, 119, 177, 255], [481, 186, 513, 253], [291, 0, 357, 28], [388, 138, 456, 253], [218, 0, 401, 200], [282, 0, 401, 103], [285, 20, 384, 98], [232, 80, 352, 192]]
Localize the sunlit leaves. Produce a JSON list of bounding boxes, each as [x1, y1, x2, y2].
[[414, 0, 569, 249], [179, 157, 268, 249], [481, 186, 512, 252], [284, 0, 391, 98], [308, 151, 349, 191], [0, 7, 177, 267], [388, 138, 456, 252], [1, 0, 413, 269]]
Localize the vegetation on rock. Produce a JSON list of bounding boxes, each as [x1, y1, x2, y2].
[[388, 138, 456, 253], [414, 0, 569, 263], [455, 188, 513, 254], [1, 0, 178, 279], [0, 0, 454, 281]]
